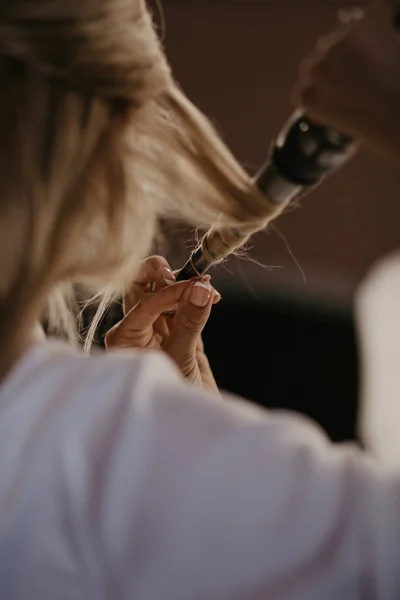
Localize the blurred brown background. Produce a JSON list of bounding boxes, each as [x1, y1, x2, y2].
[[156, 0, 400, 305]]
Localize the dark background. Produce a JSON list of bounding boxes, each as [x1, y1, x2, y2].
[[105, 1, 400, 443]]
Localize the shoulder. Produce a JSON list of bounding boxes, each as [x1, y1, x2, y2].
[[13, 340, 328, 445], [1, 340, 185, 458], [16, 342, 331, 486], [24, 339, 182, 400]]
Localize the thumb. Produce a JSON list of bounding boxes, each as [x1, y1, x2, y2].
[[164, 278, 214, 365], [106, 281, 190, 347]]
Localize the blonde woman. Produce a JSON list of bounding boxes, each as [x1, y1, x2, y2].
[[1, 1, 400, 599]]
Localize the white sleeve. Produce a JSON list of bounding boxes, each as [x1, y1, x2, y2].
[[70, 352, 400, 600], [356, 252, 400, 464]]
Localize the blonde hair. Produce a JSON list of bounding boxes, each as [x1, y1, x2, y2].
[[0, 0, 268, 359]]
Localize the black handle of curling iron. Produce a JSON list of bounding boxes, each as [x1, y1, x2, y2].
[[176, 113, 353, 281]]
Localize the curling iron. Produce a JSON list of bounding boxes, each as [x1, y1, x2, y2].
[[176, 5, 400, 282], [176, 111, 354, 281]]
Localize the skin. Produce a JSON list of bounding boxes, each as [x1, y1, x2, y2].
[[106, 255, 221, 392], [293, 0, 400, 167]]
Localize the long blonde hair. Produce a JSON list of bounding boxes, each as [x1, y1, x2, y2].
[[0, 0, 267, 357]]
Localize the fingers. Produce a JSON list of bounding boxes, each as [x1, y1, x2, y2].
[[135, 256, 175, 288], [172, 268, 221, 305], [212, 287, 222, 304], [108, 280, 191, 349], [164, 278, 215, 367], [126, 256, 221, 317], [292, 5, 365, 117], [337, 7, 365, 24], [124, 255, 176, 314], [125, 281, 191, 330], [293, 40, 361, 136]]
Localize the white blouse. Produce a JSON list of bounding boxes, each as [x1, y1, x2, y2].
[[0, 309, 399, 598]]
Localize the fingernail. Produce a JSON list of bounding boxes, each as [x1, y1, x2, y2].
[[191, 274, 211, 283], [190, 281, 212, 307], [161, 266, 176, 286], [213, 290, 222, 302]]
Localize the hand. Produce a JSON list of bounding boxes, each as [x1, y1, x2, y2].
[[105, 256, 220, 392], [293, 1, 400, 165]]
